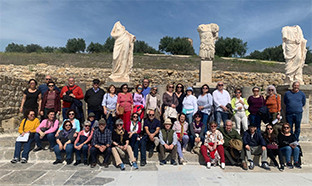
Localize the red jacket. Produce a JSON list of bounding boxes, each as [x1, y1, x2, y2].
[[60, 85, 84, 108]]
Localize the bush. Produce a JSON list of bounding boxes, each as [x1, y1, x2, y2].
[[5, 43, 25, 52], [159, 36, 195, 55], [66, 38, 86, 53], [215, 37, 247, 57]]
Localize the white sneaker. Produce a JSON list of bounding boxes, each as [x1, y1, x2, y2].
[[207, 162, 211, 169], [221, 162, 225, 169]]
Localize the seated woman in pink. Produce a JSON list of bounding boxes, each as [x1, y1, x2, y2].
[[201, 121, 225, 169]]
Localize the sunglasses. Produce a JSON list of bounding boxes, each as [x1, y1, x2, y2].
[[253, 90, 260, 92], [269, 89, 274, 91], [69, 113, 75, 116], [46, 78, 51, 80], [211, 125, 217, 128], [133, 116, 138, 118], [149, 114, 155, 116], [138, 87, 143, 90], [65, 124, 71, 127], [202, 87, 208, 89], [116, 124, 123, 126], [236, 92, 241, 94], [169, 86, 174, 88], [152, 89, 157, 91], [85, 125, 91, 127], [267, 128, 273, 130], [195, 116, 201, 118], [29, 114, 35, 116], [177, 86, 182, 88], [48, 85, 54, 87], [218, 84, 223, 86], [283, 127, 290, 129]]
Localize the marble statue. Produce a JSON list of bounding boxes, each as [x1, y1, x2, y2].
[[197, 23, 219, 60], [108, 21, 136, 82], [282, 25, 307, 85]]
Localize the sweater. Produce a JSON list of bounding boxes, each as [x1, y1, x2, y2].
[[197, 93, 213, 115], [60, 85, 84, 108], [36, 119, 59, 134], [182, 95, 198, 115], [84, 88, 105, 110], [284, 90, 306, 114], [18, 118, 40, 134], [247, 96, 265, 115]]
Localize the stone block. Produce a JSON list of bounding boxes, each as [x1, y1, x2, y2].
[[199, 60, 212, 84], [1, 117, 20, 132]]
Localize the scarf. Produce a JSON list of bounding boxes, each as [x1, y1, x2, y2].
[[131, 121, 138, 132], [63, 128, 73, 139], [115, 128, 125, 144], [180, 121, 184, 138]]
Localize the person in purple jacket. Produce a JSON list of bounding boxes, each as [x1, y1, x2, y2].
[[247, 87, 265, 131]]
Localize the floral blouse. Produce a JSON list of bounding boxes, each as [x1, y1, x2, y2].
[[204, 130, 224, 146]]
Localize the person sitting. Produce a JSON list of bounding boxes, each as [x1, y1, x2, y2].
[[56, 109, 80, 138], [89, 119, 112, 168], [201, 121, 225, 169], [11, 109, 40, 164], [159, 118, 178, 165], [263, 124, 279, 168], [53, 120, 75, 165], [278, 123, 301, 170], [140, 109, 161, 166], [34, 110, 58, 152], [74, 121, 93, 166], [218, 120, 247, 170], [128, 112, 142, 161], [111, 119, 138, 170], [172, 113, 189, 164], [243, 123, 270, 170], [87, 112, 99, 130], [189, 112, 206, 154]]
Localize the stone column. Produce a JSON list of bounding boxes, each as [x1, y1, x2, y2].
[[200, 60, 212, 84]]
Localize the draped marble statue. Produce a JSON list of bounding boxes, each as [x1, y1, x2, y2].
[[282, 25, 307, 85], [108, 21, 136, 82], [197, 23, 219, 60]]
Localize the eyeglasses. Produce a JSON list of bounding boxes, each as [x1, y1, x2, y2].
[[65, 124, 71, 127], [69, 113, 75, 116], [236, 92, 241, 94], [123, 87, 128, 89], [85, 125, 90, 128], [211, 125, 217, 128], [116, 124, 123, 126], [149, 114, 155, 116], [195, 116, 201, 118], [46, 78, 51, 81], [283, 127, 290, 129], [177, 86, 182, 88], [202, 87, 208, 89], [253, 90, 259, 92], [152, 89, 157, 91], [133, 116, 138, 118], [138, 87, 143, 90], [29, 114, 35, 116], [267, 128, 273, 130], [48, 85, 54, 87], [169, 86, 174, 88], [218, 84, 223, 86], [269, 89, 274, 91]]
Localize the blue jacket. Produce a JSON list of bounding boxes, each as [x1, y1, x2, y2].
[[243, 130, 266, 147]]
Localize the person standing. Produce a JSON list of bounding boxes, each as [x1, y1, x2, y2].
[[247, 87, 265, 131], [197, 84, 213, 131], [84, 79, 105, 120], [20, 79, 41, 116], [231, 88, 249, 134], [212, 82, 231, 127], [102, 85, 118, 131], [175, 83, 185, 114], [265, 85, 281, 125], [284, 81, 306, 141], [133, 84, 146, 121], [40, 81, 61, 119], [142, 78, 151, 98], [145, 86, 162, 120], [182, 87, 198, 125], [38, 75, 60, 97], [117, 84, 133, 130], [60, 77, 84, 120], [162, 83, 178, 124]]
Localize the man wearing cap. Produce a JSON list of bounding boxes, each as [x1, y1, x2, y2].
[[84, 79, 105, 120], [90, 119, 112, 168], [243, 123, 270, 170], [111, 119, 138, 170], [140, 109, 161, 166], [159, 118, 178, 165], [212, 81, 231, 127], [218, 120, 247, 170]]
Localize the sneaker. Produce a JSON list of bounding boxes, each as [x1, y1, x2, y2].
[[242, 161, 248, 170], [221, 162, 225, 169], [249, 161, 254, 170], [140, 160, 146, 166], [53, 159, 62, 165], [171, 159, 177, 166], [286, 162, 294, 169], [294, 162, 302, 169], [66, 159, 72, 165], [91, 163, 96, 168], [73, 160, 81, 166], [132, 162, 138, 169], [148, 149, 154, 158], [21, 158, 27, 164], [279, 164, 285, 171], [261, 162, 271, 170], [103, 163, 109, 168], [33, 147, 43, 152], [10, 158, 19, 164], [119, 163, 125, 170], [207, 162, 211, 169], [160, 160, 166, 165]]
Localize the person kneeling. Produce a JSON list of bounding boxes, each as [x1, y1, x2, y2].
[[159, 118, 178, 165], [53, 120, 75, 165], [112, 119, 138, 170], [243, 123, 270, 170], [90, 119, 112, 168]]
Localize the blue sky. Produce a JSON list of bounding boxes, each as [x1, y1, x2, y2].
[[0, 0, 311, 54]]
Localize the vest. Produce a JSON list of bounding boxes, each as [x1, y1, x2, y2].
[[161, 129, 174, 145]]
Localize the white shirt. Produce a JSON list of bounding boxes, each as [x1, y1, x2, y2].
[[182, 95, 198, 115], [212, 89, 231, 112]]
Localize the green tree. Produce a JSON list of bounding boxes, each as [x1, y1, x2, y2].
[[158, 36, 195, 55], [25, 44, 43, 53], [215, 37, 247, 57], [5, 43, 25, 52], [306, 47, 312, 64], [247, 45, 284, 62], [57, 47, 68, 53], [87, 42, 103, 53], [102, 37, 115, 52], [134, 40, 159, 54], [66, 38, 86, 53], [43, 46, 57, 53]]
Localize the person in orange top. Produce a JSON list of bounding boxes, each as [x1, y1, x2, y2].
[[11, 109, 40, 164], [265, 85, 281, 124], [60, 77, 84, 120]]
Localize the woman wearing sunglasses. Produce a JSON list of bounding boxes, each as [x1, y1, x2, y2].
[[56, 109, 80, 138], [265, 85, 281, 125], [53, 120, 75, 165], [162, 83, 179, 123], [73, 121, 94, 166], [247, 87, 265, 131], [263, 124, 279, 168], [278, 123, 301, 170], [40, 81, 61, 119], [117, 84, 133, 131]]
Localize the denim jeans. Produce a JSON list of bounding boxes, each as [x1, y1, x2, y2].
[[286, 112, 303, 141], [62, 108, 69, 120], [279, 146, 300, 164], [105, 114, 115, 131], [129, 133, 140, 160], [14, 138, 34, 160], [54, 143, 74, 160], [249, 114, 261, 132], [200, 112, 209, 132], [75, 143, 89, 161], [177, 135, 189, 158], [34, 132, 56, 149], [189, 135, 205, 149], [215, 111, 229, 127], [140, 135, 157, 161], [186, 113, 193, 126]]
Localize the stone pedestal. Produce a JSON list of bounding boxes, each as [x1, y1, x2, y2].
[[196, 60, 213, 86]]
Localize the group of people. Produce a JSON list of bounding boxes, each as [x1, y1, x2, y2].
[[12, 75, 306, 171]]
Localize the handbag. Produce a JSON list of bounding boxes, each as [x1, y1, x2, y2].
[[63, 86, 77, 103], [118, 106, 125, 115], [267, 143, 278, 149], [228, 139, 243, 151]]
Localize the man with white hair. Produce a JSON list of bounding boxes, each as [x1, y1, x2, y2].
[[213, 81, 231, 127], [284, 81, 306, 141]]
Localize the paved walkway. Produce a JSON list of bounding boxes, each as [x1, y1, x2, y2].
[[0, 161, 312, 186]]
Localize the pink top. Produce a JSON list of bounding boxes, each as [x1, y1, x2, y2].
[[36, 119, 59, 134], [172, 121, 188, 134], [74, 130, 94, 145], [45, 91, 56, 108], [117, 92, 133, 112]]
